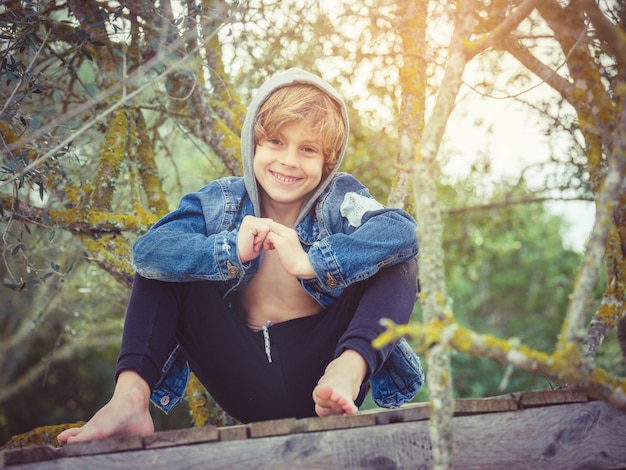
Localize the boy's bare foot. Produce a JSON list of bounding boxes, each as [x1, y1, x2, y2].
[[57, 370, 154, 445], [312, 349, 368, 417]]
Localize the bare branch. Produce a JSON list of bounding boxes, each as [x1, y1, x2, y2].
[[504, 40, 576, 101], [467, 0, 544, 56], [0, 335, 120, 405], [443, 195, 593, 216]]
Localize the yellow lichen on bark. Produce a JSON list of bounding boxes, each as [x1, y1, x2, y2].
[[44, 207, 155, 233], [187, 372, 211, 427], [92, 108, 130, 211], [0, 120, 18, 144], [134, 110, 169, 218], [79, 233, 133, 286], [0, 120, 38, 164], [209, 116, 242, 174]]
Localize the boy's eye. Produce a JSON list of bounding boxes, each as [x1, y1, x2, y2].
[[267, 138, 282, 145], [302, 146, 319, 154]]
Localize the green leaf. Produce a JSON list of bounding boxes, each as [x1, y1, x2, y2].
[[2, 281, 25, 291], [30, 115, 42, 130]]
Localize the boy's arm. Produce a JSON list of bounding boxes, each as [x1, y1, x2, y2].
[[132, 183, 246, 282], [305, 189, 418, 295]]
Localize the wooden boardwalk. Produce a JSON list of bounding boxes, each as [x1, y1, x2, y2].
[[3, 389, 626, 469]]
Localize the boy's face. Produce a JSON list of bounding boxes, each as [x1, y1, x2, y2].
[[254, 120, 324, 216]]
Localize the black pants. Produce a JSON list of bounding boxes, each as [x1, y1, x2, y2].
[[116, 259, 418, 423]]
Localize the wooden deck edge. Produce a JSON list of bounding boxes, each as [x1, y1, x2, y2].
[[0, 389, 591, 467]]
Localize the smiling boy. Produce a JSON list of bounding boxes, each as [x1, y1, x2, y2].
[[58, 68, 423, 444]]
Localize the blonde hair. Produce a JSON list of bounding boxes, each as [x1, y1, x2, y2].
[[254, 84, 345, 177]]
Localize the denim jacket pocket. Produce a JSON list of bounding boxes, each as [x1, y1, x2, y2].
[[150, 345, 189, 414], [370, 337, 424, 409]]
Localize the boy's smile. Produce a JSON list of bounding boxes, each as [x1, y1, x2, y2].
[[254, 120, 325, 219]]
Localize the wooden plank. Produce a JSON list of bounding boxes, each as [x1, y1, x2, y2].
[[454, 396, 518, 415], [143, 425, 218, 449], [217, 425, 248, 442], [1, 445, 58, 467], [516, 388, 588, 407], [368, 402, 430, 425], [450, 400, 626, 469], [58, 434, 144, 458], [247, 418, 296, 438], [6, 400, 624, 469], [292, 413, 376, 433], [454, 389, 589, 415]]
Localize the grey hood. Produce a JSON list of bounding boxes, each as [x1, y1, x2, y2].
[[241, 68, 350, 227]]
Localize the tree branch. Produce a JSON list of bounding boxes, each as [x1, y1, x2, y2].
[[572, 0, 626, 66], [560, 89, 626, 355], [1, 197, 157, 234], [443, 195, 593, 216], [0, 335, 120, 405], [376, 318, 626, 411], [467, 0, 544, 56], [504, 40, 576, 101]]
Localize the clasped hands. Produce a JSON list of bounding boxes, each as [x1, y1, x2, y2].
[[236, 215, 316, 279]]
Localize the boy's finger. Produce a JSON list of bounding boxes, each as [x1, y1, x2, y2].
[[262, 233, 275, 250], [268, 221, 290, 234]]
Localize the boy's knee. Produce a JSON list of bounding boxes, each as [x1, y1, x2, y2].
[[400, 258, 419, 296], [393, 258, 418, 283]]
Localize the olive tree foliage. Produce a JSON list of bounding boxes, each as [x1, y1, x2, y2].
[[0, 0, 253, 412]]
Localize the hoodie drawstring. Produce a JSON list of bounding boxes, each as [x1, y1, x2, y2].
[[261, 320, 272, 363]]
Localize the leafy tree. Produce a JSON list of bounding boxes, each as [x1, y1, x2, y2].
[[375, 0, 626, 465]]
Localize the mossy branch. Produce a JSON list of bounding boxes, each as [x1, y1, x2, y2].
[[79, 233, 133, 287], [91, 108, 129, 211], [134, 110, 169, 218], [374, 318, 626, 411], [2, 197, 157, 234]]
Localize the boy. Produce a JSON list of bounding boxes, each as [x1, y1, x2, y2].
[[58, 68, 423, 444]]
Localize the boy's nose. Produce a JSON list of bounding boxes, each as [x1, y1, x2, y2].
[[280, 147, 299, 167]]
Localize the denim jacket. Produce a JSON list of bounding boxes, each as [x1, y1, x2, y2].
[[134, 174, 424, 413], [134, 174, 417, 306]]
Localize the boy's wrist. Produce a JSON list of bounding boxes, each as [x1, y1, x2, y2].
[[297, 256, 317, 279]]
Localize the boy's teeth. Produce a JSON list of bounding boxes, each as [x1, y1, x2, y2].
[[274, 172, 296, 182]]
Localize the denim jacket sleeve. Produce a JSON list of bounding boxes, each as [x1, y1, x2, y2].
[[132, 179, 248, 284], [304, 174, 419, 297]]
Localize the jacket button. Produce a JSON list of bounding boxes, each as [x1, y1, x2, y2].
[[160, 395, 170, 406], [227, 266, 239, 276], [226, 261, 239, 276], [325, 274, 338, 289]]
